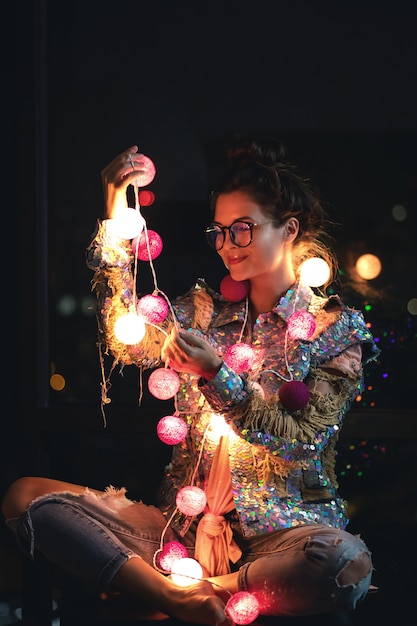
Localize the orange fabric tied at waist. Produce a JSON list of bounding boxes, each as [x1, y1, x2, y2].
[[194, 434, 242, 577]]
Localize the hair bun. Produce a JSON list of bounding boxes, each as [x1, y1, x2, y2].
[[227, 135, 286, 167]]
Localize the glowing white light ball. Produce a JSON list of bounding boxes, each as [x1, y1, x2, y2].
[[170, 558, 203, 587], [176, 486, 207, 516], [157, 415, 188, 445], [224, 343, 255, 374], [112, 208, 145, 240], [355, 254, 382, 280], [148, 368, 180, 400], [114, 313, 146, 344], [299, 257, 330, 287], [137, 294, 169, 324], [225, 591, 260, 625], [157, 541, 188, 573], [287, 310, 316, 340], [131, 155, 156, 187]]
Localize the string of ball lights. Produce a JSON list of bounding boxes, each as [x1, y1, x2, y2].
[[102, 151, 334, 624]]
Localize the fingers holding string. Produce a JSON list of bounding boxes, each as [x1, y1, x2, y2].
[[102, 145, 145, 190]]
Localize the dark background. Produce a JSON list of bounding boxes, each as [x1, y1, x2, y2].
[[3, 0, 417, 622]]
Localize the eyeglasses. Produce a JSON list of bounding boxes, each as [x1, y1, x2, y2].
[[204, 220, 279, 251]]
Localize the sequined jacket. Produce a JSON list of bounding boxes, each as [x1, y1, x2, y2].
[[86, 220, 380, 538]]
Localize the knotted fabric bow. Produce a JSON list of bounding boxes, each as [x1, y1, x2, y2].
[[194, 434, 242, 576]]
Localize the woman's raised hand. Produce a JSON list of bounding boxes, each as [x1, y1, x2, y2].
[[101, 145, 146, 219]]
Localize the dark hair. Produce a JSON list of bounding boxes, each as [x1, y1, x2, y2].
[[210, 136, 337, 285]]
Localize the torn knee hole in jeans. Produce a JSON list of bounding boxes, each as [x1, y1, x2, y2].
[[336, 551, 372, 587]]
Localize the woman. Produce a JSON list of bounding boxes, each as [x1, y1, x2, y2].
[[2, 137, 380, 624]]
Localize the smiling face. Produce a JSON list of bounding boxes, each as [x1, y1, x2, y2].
[[213, 190, 298, 285]]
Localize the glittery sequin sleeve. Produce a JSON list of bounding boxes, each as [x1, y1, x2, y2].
[[311, 306, 380, 367], [86, 220, 171, 369], [86, 219, 133, 270], [198, 362, 252, 411]]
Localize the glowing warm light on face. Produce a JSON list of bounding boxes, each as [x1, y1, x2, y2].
[[220, 275, 250, 302], [148, 368, 180, 400], [299, 257, 330, 287], [131, 155, 156, 187], [157, 415, 188, 445], [176, 486, 207, 516], [287, 310, 316, 340], [225, 591, 260, 625], [170, 558, 203, 587], [114, 313, 146, 344], [224, 343, 255, 374], [112, 208, 145, 240], [132, 230, 163, 261], [137, 294, 169, 324], [157, 541, 188, 572], [355, 254, 382, 280]]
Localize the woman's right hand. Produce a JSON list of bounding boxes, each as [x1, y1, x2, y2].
[[101, 145, 146, 219]]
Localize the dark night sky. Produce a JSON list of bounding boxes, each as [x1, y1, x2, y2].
[[47, 1, 417, 135]]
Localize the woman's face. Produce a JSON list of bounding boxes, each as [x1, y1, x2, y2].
[[213, 190, 294, 283]]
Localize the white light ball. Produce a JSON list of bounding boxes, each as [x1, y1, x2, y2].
[[112, 208, 145, 240], [114, 313, 146, 344], [170, 558, 203, 587], [299, 257, 330, 287]]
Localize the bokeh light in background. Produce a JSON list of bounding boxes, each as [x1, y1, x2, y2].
[[355, 254, 382, 280]]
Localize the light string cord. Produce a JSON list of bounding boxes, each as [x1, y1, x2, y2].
[[238, 296, 249, 343], [131, 177, 180, 331], [250, 282, 304, 384], [152, 422, 211, 573]]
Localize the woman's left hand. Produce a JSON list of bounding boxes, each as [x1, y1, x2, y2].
[[161, 328, 222, 380]]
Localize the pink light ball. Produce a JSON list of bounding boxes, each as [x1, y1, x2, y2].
[[220, 275, 249, 302], [157, 541, 188, 572], [176, 486, 207, 516], [137, 294, 169, 324], [279, 380, 310, 412], [148, 368, 180, 400], [157, 415, 188, 445], [224, 343, 255, 374], [225, 591, 260, 625], [132, 230, 163, 261], [287, 310, 316, 340], [131, 155, 156, 187], [138, 190, 155, 206]]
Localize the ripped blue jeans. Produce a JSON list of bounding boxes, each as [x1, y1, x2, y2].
[[6, 491, 373, 617]]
